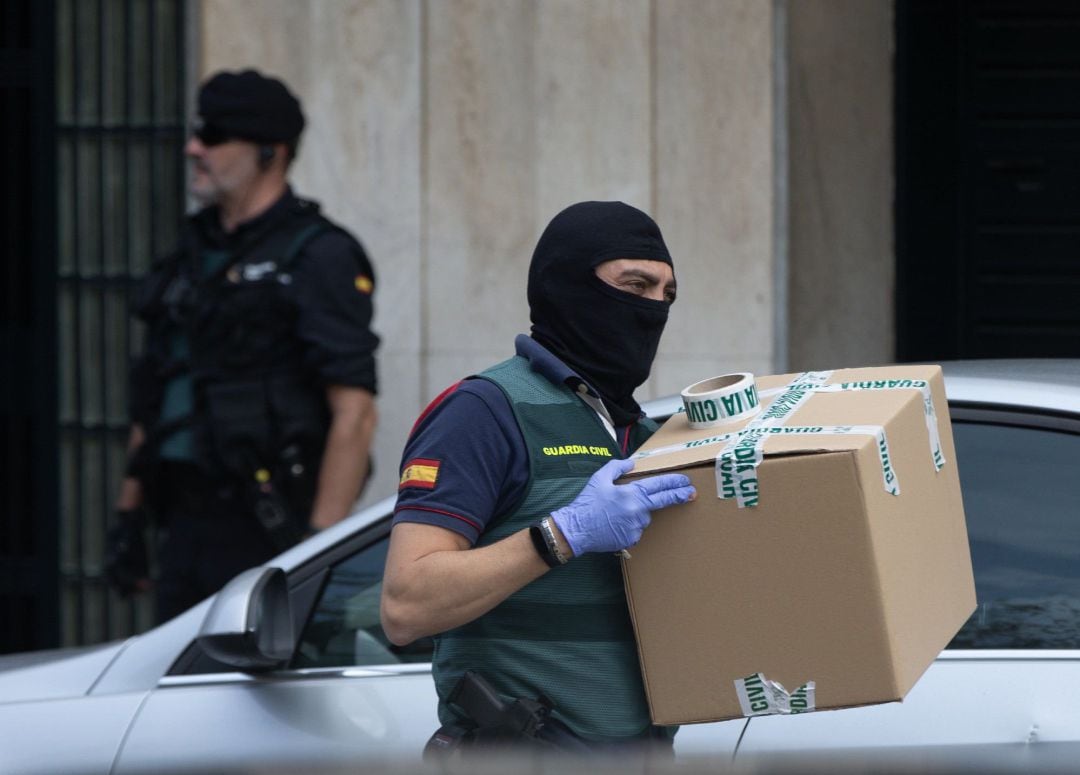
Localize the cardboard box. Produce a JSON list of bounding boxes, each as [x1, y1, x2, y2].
[[622, 365, 976, 724]]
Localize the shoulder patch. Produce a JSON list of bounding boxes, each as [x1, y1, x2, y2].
[[399, 458, 441, 491]]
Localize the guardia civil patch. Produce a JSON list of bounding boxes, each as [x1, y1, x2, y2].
[[399, 458, 441, 490]]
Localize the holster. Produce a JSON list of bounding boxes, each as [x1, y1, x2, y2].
[[424, 670, 570, 758]]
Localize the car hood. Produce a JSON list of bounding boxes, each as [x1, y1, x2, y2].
[[0, 640, 128, 704]]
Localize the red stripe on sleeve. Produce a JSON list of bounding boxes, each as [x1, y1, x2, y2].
[[394, 504, 482, 533], [409, 380, 464, 435]]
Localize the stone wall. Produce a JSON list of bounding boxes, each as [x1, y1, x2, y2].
[[197, 0, 891, 508], [787, 0, 894, 371]]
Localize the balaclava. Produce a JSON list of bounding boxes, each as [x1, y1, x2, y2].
[[528, 201, 675, 426]]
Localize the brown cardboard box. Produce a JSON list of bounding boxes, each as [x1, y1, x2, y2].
[[622, 364, 976, 724]]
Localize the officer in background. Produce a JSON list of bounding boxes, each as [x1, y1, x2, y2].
[[106, 69, 379, 622]]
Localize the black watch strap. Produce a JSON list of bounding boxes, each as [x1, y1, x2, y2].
[[529, 523, 560, 568]]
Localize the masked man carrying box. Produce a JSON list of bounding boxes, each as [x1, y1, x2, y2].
[[381, 201, 696, 753]]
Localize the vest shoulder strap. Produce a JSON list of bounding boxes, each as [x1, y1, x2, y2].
[[278, 220, 337, 271]]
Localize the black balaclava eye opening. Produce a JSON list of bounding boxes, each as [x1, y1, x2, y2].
[[528, 201, 675, 426]]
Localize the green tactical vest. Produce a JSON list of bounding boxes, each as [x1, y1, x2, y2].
[[432, 355, 669, 742], [147, 220, 333, 466]]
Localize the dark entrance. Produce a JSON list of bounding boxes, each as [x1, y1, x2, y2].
[[896, 0, 1080, 361], [1, 0, 187, 654], [1, 1, 59, 654]]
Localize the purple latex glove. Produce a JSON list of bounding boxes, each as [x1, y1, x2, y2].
[[551, 458, 696, 557]]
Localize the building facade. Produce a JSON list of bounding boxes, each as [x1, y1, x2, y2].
[[9, 0, 1076, 651]]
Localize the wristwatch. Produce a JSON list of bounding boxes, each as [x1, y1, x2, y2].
[[530, 517, 569, 567]]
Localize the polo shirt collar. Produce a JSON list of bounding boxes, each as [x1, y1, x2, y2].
[[515, 334, 627, 438], [515, 334, 589, 389]]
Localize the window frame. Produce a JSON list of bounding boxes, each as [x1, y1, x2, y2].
[[167, 515, 395, 677], [948, 401, 1080, 435]]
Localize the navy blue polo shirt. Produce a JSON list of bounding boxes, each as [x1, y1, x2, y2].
[[393, 335, 642, 544]]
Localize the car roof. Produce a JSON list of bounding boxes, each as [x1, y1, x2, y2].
[[941, 358, 1080, 415]]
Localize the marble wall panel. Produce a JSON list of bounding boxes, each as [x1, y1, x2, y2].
[[197, 0, 813, 502], [423, 0, 652, 401], [533, 0, 651, 215], [650, 354, 777, 404], [194, 0, 898, 516], [199, 0, 422, 506], [787, 0, 894, 372], [373, 351, 426, 497], [423, 0, 537, 385], [649, 0, 776, 400]]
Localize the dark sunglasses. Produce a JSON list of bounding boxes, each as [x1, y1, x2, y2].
[[191, 121, 233, 147]]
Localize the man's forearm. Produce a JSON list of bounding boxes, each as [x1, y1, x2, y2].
[[309, 387, 376, 531], [309, 423, 370, 529], [381, 524, 552, 645]]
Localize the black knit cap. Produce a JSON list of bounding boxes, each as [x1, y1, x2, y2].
[[196, 69, 305, 143]]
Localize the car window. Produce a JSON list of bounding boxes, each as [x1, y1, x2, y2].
[[291, 535, 433, 668], [949, 420, 1080, 648]]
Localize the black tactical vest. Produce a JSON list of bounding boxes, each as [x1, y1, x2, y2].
[[132, 196, 339, 491]]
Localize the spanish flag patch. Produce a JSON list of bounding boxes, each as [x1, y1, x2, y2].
[[354, 274, 374, 294], [399, 458, 441, 490]]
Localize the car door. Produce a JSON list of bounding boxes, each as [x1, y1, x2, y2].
[[734, 405, 1080, 761], [114, 517, 747, 769], [113, 518, 440, 774]]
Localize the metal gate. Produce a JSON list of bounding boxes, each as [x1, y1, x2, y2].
[[56, 0, 187, 646]]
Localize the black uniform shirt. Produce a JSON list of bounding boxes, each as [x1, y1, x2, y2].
[[186, 187, 380, 394]]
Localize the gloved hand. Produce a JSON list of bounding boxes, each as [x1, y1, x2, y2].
[[551, 458, 695, 557], [104, 508, 150, 597]]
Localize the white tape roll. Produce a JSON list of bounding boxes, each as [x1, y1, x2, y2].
[[681, 372, 760, 429]]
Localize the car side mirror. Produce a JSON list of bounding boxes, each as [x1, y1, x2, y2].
[[196, 566, 293, 671]]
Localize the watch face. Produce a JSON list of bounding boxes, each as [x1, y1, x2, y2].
[[530, 523, 559, 568], [539, 518, 569, 565]]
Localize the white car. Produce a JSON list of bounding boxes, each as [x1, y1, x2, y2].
[[2, 360, 1079, 773]]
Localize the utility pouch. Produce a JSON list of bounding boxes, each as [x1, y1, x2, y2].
[[204, 380, 304, 550], [266, 375, 328, 515], [265, 374, 328, 456], [202, 379, 274, 478], [248, 470, 305, 551]]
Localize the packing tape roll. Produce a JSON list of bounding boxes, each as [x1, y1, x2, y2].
[[681, 372, 760, 429]]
